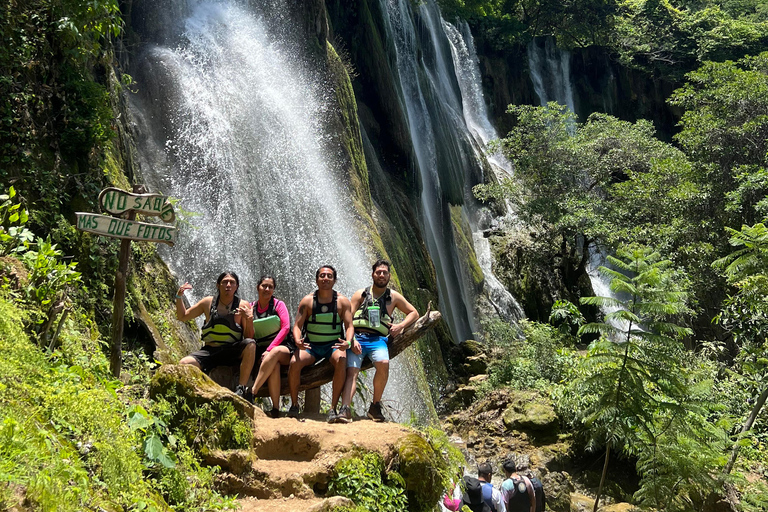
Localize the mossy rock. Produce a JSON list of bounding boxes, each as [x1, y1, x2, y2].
[[460, 339, 484, 357], [396, 433, 446, 512], [571, 493, 596, 512], [449, 385, 477, 410], [464, 354, 488, 375], [149, 365, 256, 452], [542, 471, 575, 512], [501, 390, 558, 435]]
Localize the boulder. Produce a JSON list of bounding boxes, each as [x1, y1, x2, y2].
[[396, 433, 445, 511], [542, 471, 575, 512], [460, 339, 485, 357], [450, 385, 477, 409], [571, 493, 596, 512], [502, 391, 558, 435], [464, 354, 488, 375]]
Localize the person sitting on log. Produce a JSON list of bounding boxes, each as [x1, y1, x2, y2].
[[287, 265, 357, 422], [175, 271, 255, 399], [336, 259, 418, 423], [248, 275, 295, 418]]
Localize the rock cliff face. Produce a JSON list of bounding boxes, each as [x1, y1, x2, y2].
[[472, 38, 682, 141]]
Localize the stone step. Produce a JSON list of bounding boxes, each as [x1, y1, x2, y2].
[[237, 496, 353, 512]]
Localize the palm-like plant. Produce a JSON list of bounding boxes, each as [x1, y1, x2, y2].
[[576, 245, 694, 511]]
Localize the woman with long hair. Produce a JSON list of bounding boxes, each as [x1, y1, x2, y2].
[[175, 271, 255, 398], [249, 275, 294, 417]]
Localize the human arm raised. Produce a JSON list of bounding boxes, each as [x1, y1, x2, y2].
[[237, 300, 254, 338], [175, 282, 212, 322], [388, 291, 418, 338]]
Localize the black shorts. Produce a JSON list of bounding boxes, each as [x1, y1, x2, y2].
[[189, 338, 255, 373], [254, 332, 297, 360]]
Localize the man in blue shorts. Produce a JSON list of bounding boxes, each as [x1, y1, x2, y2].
[[287, 265, 356, 422], [336, 259, 419, 423]]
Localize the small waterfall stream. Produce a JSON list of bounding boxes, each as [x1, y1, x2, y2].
[[442, 19, 524, 322], [128, 0, 432, 422]]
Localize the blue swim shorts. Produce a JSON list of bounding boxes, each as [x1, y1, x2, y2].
[[347, 333, 390, 368], [306, 342, 340, 362]]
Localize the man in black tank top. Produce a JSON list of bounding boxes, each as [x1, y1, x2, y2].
[[286, 265, 357, 422]]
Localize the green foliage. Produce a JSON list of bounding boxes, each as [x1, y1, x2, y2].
[[563, 246, 729, 510], [481, 318, 578, 391], [330, 452, 408, 512], [0, 186, 33, 256], [671, 52, 768, 226], [0, 292, 235, 511], [548, 299, 585, 335]]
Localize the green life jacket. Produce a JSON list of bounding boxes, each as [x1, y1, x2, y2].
[[304, 290, 343, 344], [201, 296, 243, 346], [252, 297, 282, 349], [352, 286, 393, 336]]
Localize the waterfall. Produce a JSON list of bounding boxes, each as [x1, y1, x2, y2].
[[128, 0, 432, 422], [442, 19, 525, 323], [378, 0, 482, 343], [527, 37, 576, 114]]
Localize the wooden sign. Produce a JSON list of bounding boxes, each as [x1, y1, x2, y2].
[[99, 187, 175, 223], [76, 212, 178, 245]]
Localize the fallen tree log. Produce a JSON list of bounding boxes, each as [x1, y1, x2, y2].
[[254, 303, 442, 396]]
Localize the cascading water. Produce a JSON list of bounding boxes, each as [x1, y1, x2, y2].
[[378, 0, 482, 343], [128, 0, 432, 422], [442, 19, 524, 323], [527, 37, 576, 115]]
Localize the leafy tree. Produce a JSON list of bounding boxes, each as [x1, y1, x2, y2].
[[670, 52, 768, 228], [573, 245, 696, 511], [475, 105, 700, 279], [712, 222, 768, 473]]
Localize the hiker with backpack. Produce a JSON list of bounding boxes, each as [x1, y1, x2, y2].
[[501, 458, 546, 512], [478, 462, 506, 512]]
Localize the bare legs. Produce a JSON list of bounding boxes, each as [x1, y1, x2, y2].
[[250, 345, 292, 407], [287, 349, 348, 411], [238, 342, 256, 386], [341, 359, 389, 408]]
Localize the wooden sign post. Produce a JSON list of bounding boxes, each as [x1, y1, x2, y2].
[[75, 185, 178, 378]]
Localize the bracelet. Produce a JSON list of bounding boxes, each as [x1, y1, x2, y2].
[[175, 294, 182, 299]]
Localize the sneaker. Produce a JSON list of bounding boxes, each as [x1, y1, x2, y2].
[[327, 408, 338, 423], [268, 408, 280, 419], [235, 385, 252, 403], [287, 405, 300, 418], [367, 402, 385, 422], [336, 405, 352, 424]]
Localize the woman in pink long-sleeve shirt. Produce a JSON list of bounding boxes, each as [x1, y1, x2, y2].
[[249, 275, 295, 417]]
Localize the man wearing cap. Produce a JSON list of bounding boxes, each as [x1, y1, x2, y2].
[[501, 458, 540, 512], [478, 462, 506, 512], [461, 475, 492, 512]]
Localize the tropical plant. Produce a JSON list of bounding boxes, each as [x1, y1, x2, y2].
[[574, 245, 695, 511], [712, 222, 768, 474]]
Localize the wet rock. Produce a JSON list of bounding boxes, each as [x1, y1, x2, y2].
[[501, 391, 558, 434], [542, 471, 574, 512], [464, 354, 488, 375]]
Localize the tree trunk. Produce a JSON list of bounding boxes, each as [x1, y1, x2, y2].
[[724, 384, 768, 474], [593, 441, 611, 512], [255, 305, 442, 397]]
